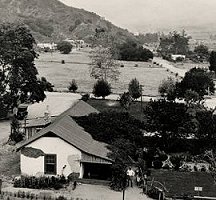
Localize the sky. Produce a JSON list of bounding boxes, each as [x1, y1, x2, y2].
[[59, 0, 216, 33]]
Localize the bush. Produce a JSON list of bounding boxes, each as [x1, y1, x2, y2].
[[93, 79, 111, 99], [81, 93, 90, 102], [14, 176, 68, 190], [68, 79, 78, 93]]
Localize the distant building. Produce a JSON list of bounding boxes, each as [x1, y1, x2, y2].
[[37, 43, 57, 51], [64, 39, 85, 48], [171, 54, 186, 61]]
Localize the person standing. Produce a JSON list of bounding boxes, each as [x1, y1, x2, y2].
[[126, 167, 135, 187]]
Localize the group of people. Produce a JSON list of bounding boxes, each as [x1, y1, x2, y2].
[[126, 167, 148, 188]]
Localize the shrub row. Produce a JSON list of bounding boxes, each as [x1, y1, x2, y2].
[[14, 176, 68, 190], [0, 191, 88, 200]]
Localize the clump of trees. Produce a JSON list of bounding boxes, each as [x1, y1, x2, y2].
[[194, 44, 209, 62], [143, 99, 216, 153], [118, 40, 153, 61], [57, 41, 72, 54], [159, 68, 215, 102], [158, 31, 190, 59], [176, 68, 214, 101]]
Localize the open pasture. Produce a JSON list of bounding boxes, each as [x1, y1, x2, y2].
[[36, 49, 172, 96]]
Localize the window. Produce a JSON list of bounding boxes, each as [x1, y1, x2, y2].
[[44, 154, 57, 175]]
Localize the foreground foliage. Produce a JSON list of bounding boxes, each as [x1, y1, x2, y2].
[[0, 24, 49, 110]]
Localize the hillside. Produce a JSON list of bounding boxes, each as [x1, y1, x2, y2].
[[0, 0, 137, 43]]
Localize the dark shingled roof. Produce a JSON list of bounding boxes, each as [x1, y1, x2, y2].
[[17, 100, 112, 162]]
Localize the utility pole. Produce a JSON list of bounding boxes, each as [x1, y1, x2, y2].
[[140, 85, 143, 119]]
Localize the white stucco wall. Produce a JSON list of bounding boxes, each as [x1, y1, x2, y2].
[[21, 137, 82, 177]]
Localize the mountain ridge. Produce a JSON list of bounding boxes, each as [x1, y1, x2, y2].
[[0, 0, 136, 43]]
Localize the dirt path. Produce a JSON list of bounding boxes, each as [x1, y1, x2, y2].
[[153, 57, 187, 77], [2, 184, 152, 200]]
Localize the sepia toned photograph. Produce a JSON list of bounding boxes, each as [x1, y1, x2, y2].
[[0, 0, 216, 199]]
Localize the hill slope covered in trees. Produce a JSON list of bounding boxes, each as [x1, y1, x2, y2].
[[0, 0, 137, 43]]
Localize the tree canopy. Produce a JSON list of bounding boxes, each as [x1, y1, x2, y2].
[[57, 41, 72, 54], [158, 77, 176, 101], [176, 68, 215, 100], [74, 111, 144, 146], [0, 24, 47, 109], [143, 100, 216, 151], [90, 46, 120, 82], [118, 40, 153, 61], [158, 31, 189, 56], [194, 44, 209, 61], [93, 79, 111, 99], [128, 78, 142, 100]]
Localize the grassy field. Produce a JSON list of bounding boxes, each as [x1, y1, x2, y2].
[[87, 99, 148, 121], [173, 61, 209, 70], [35, 49, 172, 96]]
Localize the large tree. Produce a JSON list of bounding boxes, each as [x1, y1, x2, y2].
[[90, 46, 120, 82], [0, 24, 46, 109]]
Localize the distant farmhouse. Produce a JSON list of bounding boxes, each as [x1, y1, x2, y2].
[[37, 43, 57, 51], [64, 39, 86, 48], [171, 54, 186, 61], [17, 100, 112, 180]]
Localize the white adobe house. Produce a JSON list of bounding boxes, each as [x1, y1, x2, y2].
[[171, 54, 186, 61], [17, 101, 112, 180], [37, 43, 57, 50]]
